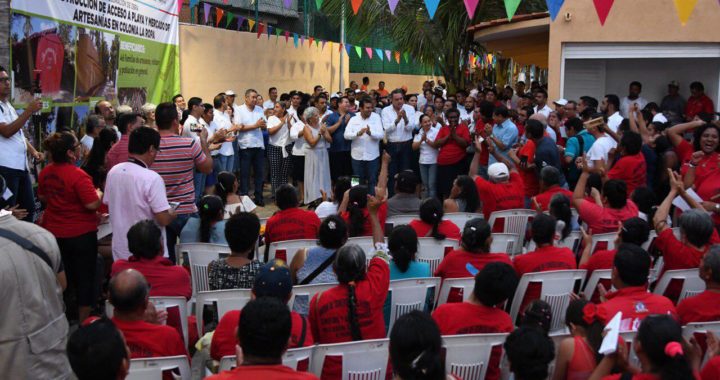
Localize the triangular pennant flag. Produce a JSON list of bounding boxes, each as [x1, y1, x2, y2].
[[215, 8, 224, 27], [394, 51, 401, 63], [592, 0, 614, 25], [387, 0, 399, 14], [464, 0, 479, 18], [309, 37, 314, 47], [203, 3, 211, 24], [293, 33, 299, 47], [237, 16, 245, 30], [223, 0, 228, 3], [338, 43, 343, 52], [375, 48, 384, 61], [355, 45, 362, 58], [546, 0, 564, 21], [285, 31, 290, 43], [315, 0, 323, 10], [275, 28, 282, 40], [256, 23, 265, 39], [177, 0, 182, 15], [315, 39, 320, 48], [248, 19, 256, 31], [345, 44, 352, 55], [424, 0, 440, 19], [322, 40, 327, 50], [365, 47, 373, 59], [283, 0, 292, 8], [385, 50, 392, 61], [673, 0, 698, 25], [300, 35, 305, 46], [351, 0, 363, 14], [504, 0, 521, 20], [267, 25, 272, 39], [403, 52, 409, 63], [225, 12, 235, 28]]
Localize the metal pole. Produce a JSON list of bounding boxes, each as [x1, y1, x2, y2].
[[254, 0, 259, 25], [339, 0, 345, 92], [304, 0, 309, 35]]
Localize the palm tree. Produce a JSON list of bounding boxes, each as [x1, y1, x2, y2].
[[319, 0, 546, 92]]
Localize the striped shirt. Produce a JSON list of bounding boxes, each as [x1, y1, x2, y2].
[[150, 134, 207, 214]]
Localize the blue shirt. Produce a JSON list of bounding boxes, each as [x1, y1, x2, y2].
[[179, 217, 228, 245], [326, 111, 355, 152], [534, 136, 566, 186], [564, 130, 595, 159], [389, 260, 431, 280], [489, 118, 518, 165]]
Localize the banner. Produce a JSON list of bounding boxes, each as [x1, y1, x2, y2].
[[10, 0, 180, 135]]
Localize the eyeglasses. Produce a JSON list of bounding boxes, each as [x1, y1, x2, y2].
[[0, 78, 10, 83]]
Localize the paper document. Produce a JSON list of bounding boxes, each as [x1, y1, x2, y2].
[[672, 188, 704, 212], [599, 311, 623, 355]]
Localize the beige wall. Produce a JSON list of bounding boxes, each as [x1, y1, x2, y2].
[[180, 23, 348, 101], [349, 73, 443, 93], [547, 0, 720, 99]]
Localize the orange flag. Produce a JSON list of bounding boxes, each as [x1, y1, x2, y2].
[[215, 8, 224, 27], [351, 0, 363, 14]]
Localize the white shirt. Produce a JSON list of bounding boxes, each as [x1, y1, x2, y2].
[[586, 134, 617, 168], [224, 197, 257, 218], [315, 201, 338, 219], [344, 113, 384, 161], [289, 121, 306, 156], [381, 104, 416, 142], [234, 104, 265, 149], [263, 100, 276, 110], [534, 104, 552, 118], [620, 96, 648, 118], [80, 134, 94, 151], [0, 101, 27, 171], [413, 125, 440, 164], [459, 107, 473, 125], [212, 109, 234, 156], [607, 111, 623, 133], [288, 106, 300, 124], [545, 126, 557, 142], [182, 114, 201, 143], [267, 115, 290, 147]]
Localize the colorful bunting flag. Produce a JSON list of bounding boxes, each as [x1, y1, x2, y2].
[[225, 12, 234, 28], [315, 39, 320, 48], [424, 0, 440, 19], [315, 0, 323, 10], [309, 37, 314, 47], [546, 0, 565, 21], [364, 47, 373, 59], [375, 48, 384, 61], [403, 52, 409, 63], [256, 23, 265, 39], [592, 0, 614, 25], [351, 0, 363, 14], [338, 43, 343, 52], [355, 45, 362, 58], [283, 0, 292, 8], [322, 40, 327, 50], [203, 3, 211, 24], [248, 19, 256, 31], [293, 33, 299, 47], [300, 35, 305, 46], [267, 25, 272, 39], [189, 0, 199, 10], [177, 0, 182, 15], [237, 16, 245, 30], [504, 0, 521, 20], [464, 0, 479, 18], [673, 0, 698, 25], [215, 8, 224, 27], [285, 31, 290, 43], [385, 50, 392, 61], [394, 51, 400, 64], [345, 44, 352, 55], [223, 0, 228, 3], [388, 0, 399, 14]]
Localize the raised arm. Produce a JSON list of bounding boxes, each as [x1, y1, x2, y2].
[[667, 119, 704, 147], [0, 99, 42, 138], [375, 152, 390, 199], [368, 194, 386, 246], [572, 158, 591, 211]]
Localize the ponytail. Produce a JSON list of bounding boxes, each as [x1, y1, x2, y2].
[[461, 218, 491, 253], [347, 186, 368, 237], [334, 244, 368, 341], [419, 198, 446, 240], [215, 172, 236, 205], [388, 225, 419, 273], [198, 195, 224, 243], [548, 194, 571, 241], [637, 315, 695, 380], [347, 283, 363, 341]]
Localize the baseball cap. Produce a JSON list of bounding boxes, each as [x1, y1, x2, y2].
[[652, 113, 668, 123], [330, 93, 340, 99], [224, 90, 236, 97], [488, 163, 509, 182], [668, 80, 680, 88], [253, 260, 292, 299], [553, 98, 568, 106]]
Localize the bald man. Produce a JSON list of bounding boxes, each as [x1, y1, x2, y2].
[[95, 100, 119, 139], [109, 269, 187, 359], [529, 112, 558, 142]]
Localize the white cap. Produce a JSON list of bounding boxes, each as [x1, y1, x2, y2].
[[330, 93, 340, 99], [652, 113, 668, 123], [224, 90, 236, 96], [488, 163, 509, 181], [355, 89, 361, 94], [553, 98, 568, 106]]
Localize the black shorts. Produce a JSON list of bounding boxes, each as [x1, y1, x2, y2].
[[292, 155, 305, 182], [57, 231, 98, 307]]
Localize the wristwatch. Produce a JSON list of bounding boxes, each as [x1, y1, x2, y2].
[[715, 204, 720, 213]]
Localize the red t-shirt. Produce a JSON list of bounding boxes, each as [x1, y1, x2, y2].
[[517, 140, 539, 197], [533, 186, 573, 211], [265, 207, 321, 244], [513, 246, 577, 314], [434, 249, 513, 279], [655, 228, 720, 301], [106, 135, 129, 170], [111, 256, 192, 299], [701, 356, 720, 380], [211, 309, 314, 361], [340, 203, 387, 237], [436, 124, 471, 165], [474, 173, 525, 220], [685, 94, 715, 120], [577, 199, 639, 234], [111, 317, 187, 359], [38, 163, 99, 238], [694, 161, 720, 227], [408, 219, 461, 240], [607, 153, 647, 197], [603, 374, 660, 380], [580, 249, 616, 279], [432, 302, 513, 380], [598, 286, 677, 331], [677, 290, 720, 325], [206, 365, 318, 380]]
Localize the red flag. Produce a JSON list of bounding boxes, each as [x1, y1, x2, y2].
[[592, 0, 614, 25], [351, 0, 363, 14], [256, 23, 265, 38], [215, 8, 224, 27]]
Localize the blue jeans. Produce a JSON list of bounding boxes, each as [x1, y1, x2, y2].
[[351, 157, 379, 195], [386, 141, 413, 197], [239, 147, 265, 202], [0, 166, 35, 222], [214, 154, 234, 174], [166, 213, 193, 264], [193, 171, 206, 203], [418, 163, 437, 199]]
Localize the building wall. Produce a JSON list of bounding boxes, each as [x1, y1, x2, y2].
[[547, 0, 720, 99], [348, 73, 442, 94], [179, 23, 348, 101]]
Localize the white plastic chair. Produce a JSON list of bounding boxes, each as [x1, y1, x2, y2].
[[487, 209, 536, 254], [582, 269, 613, 300], [219, 345, 315, 372], [267, 239, 318, 264], [416, 238, 459, 274], [195, 289, 253, 338], [385, 214, 416, 230], [648, 257, 664, 285], [436, 277, 476, 307], [128, 355, 190, 380], [641, 230, 658, 251], [444, 212, 484, 231], [526, 230, 582, 253], [347, 236, 378, 256], [683, 321, 720, 366], [653, 269, 705, 302], [150, 297, 189, 348], [619, 331, 641, 368], [490, 233, 520, 255], [180, 243, 231, 296], [387, 277, 441, 333], [310, 338, 390, 380], [589, 232, 617, 253], [219, 355, 236, 372], [289, 282, 338, 315], [126, 366, 161, 380], [509, 270, 587, 333], [441, 333, 509, 380]]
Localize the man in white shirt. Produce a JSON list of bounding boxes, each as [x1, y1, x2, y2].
[[344, 96, 384, 193], [533, 89, 552, 118], [601, 94, 624, 133], [234, 89, 267, 206], [182, 97, 208, 202], [620, 81, 648, 118], [263, 87, 278, 110], [381, 89, 416, 195], [212, 94, 235, 173], [0, 66, 42, 220], [315, 94, 333, 120], [80, 114, 104, 153], [584, 116, 617, 173], [224, 90, 242, 171], [287, 91, 302, 124]]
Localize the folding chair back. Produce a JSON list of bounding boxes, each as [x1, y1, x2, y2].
[[128, 356, 190, 380], [444, 212, 484, 230], [582, 269, 612, 301], [180, 243, 230, 295], [290, 282, 338, 316], [194, 289, 253, 338], [683, 321, 720, 366], [385, 214, 416, 229], [488, 209, 536, 254], [589, 233, 617, 253], [268, 239, 318, 264], [283, 345, 315, 370], [387, 277, 441, 333], [653, 269, 705, 302], [490, 233, 520, 255], [442, 333, 509, 380], [417, 238, 459, 274], [310, 339, 390, 380], [436, 277, 476, 307]]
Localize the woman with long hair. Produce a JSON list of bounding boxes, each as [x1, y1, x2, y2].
[[443, 175, 480, 213], [410, 197, 461, 240], [82, 127, 118, 189], [215, 171, 256, 218], [552, 300, 604, 380], [387, 225, 430, 280], [179, 195, 227, 244], [504, 327, 556, 380], [291, 215, 347, 285], [390, 311, 455, 380], [548, 194, 576, 239], [412, 114, 440, 199]]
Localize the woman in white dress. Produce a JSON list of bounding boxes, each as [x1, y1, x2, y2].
[[302, 107, 332, 204]]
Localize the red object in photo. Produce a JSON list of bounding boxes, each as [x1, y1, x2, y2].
[[35, 34, 64, 94]]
